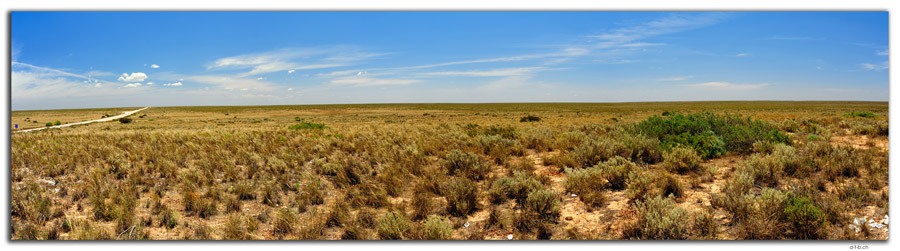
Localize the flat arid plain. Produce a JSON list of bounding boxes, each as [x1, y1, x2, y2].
[[10, 101, 889, 240]]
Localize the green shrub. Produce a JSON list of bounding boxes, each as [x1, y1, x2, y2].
[[54, 120, 61, 126], [45, 122, 53, 127], [844, 111, 877, 118], [783, 195, 825, 239], [289, 122, 329, 130], [376, 211, 411, 240], [633, 112, 790, 158], [520, 115, 541, 122], [444, 177, 478, 216], [482, 125, 517, 139], [422, 215, 454, 240], [662, 146, 702, 174]]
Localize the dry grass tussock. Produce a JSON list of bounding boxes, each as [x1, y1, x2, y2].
[[10, 101, 888, 240]]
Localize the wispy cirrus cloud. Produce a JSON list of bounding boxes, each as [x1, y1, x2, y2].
[[420, 67, 546, 77], [657, 76, 694, 81], [184, 75, 277, 91], [207, 47, 386, 77], [329, 77, 420, 87], [764, 36, 825, 41], [682, 81, 770, 90], [590, 13, 730, 46], [861, 61, 889, 71]]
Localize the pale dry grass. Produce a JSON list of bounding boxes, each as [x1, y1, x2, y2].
[[10, 101, 889, 240]]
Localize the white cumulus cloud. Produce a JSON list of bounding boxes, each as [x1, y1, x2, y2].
[[164, 82, 183, 86], [123, 83, 142, 88], [150, 64, 160, 68], [118, 72, 148, 82]]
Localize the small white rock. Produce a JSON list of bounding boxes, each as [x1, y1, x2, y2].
[[507, 234, 513, 240], [571, 194, 577, 197], [464, 222, 470, 228], [883, 215, 890, 225]]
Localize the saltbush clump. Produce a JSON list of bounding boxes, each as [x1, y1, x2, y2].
[[442, 150, 491, 180], [520, 115, 541, 122], [289, 122, 329, 130], [444, 177, 479, 216], [422, 215, 454, 240], [488, 171, 544, 204], [662, 146, 702, 174], [376, 211, 411, 240], [624, 195, 689, 240]]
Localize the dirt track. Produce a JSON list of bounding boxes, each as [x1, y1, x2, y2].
[[13, 107, 150, 133]]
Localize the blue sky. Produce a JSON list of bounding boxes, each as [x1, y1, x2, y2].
[[11, 11, 888, 110]]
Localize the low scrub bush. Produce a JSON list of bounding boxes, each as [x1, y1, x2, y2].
[[489, 171, 544, 204], [823, 147, 861, 181], [662, 146, 702, 174], [783, 194, 825, 239], [444, 177, 479, 216], [476, 135, 526, 164], [289, 122, 329, 130], [376, 211, 411, 240], [520, 115, 541, 122], [624, 195, 690, 240], [565, 167, 606, 198], [524, 189, 561, 222], [844, 111, 877, 118], [442, 150, 491, 180], [422, 215, 454, 240]]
